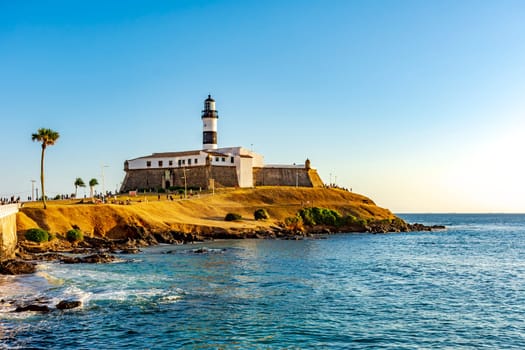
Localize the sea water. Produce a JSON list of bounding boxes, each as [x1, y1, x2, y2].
[[1, 214, 525, 349]]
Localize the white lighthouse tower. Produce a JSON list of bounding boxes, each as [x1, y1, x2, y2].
[[202, 95, 219, 150]]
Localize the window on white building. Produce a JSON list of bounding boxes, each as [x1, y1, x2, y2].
[[158, 161, 163, 167], [146, 161, 151, 167]]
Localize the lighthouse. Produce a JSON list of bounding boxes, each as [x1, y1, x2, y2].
[[202, 95, 219, 150]]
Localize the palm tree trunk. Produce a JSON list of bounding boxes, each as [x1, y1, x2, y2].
[[40, 145, 47, 209]]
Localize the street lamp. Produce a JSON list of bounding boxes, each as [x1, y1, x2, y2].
[[101, 164, 109, 195], [31, 180, 36, 201], [182, 167, 188, 199]]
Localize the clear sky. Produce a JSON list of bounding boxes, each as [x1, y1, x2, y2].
[[1, 0, 524, 213]]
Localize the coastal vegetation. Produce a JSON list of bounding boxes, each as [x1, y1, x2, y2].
[[15, 187, 410, 251], [297, 207, 341, 226], [24, 228, 50, 243], [66, 229, 84, 242], [74, 177, 85, 198], [89, 178, 99, 198], [225, 213, 242, 221], [31, 128, 60, 209], [254, 208, 270, 221]]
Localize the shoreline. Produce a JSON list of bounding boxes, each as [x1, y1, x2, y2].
[[1, 224, 444, 313], [4, 187, 445, 277], [10, 219, 445, 267]]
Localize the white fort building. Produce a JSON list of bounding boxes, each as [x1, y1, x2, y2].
[[120, 95, 323, 192]]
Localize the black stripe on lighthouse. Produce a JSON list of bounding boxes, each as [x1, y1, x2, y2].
[[203, 131, 217, 145]]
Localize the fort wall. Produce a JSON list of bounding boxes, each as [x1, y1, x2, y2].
[[253, 167, 323, 187], [121, 165, 324, 192], [121, 165, 240, 192]]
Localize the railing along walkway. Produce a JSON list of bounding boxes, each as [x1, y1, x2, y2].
[[0, 203, 20, 219]]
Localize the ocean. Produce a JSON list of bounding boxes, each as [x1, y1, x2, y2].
[[1, 214, 525, 349]]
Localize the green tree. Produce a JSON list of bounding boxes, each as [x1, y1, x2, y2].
[[89, 178, 99, 198], [31, 128, 60, 209], [74, 177, 86, 198]]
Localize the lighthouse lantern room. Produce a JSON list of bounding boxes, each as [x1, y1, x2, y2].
[[202, 95, 219, 150]]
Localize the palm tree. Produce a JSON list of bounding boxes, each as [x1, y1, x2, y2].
[[31, 128, 60, 209], [89, 178, 99, 198], [74, 177, 86, 198]]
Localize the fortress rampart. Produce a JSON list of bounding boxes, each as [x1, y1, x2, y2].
[[253, 167, 323, 187], [120, 165, 324, 192]]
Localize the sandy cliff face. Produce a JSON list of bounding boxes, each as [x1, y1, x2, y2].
[[17, 187, 395, 239]]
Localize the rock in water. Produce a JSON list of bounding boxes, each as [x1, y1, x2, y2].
[[56, 300, 82, 310], [0, 260, 36, 275], [14, 304, 50, 313], [80, 253, 116, 263]]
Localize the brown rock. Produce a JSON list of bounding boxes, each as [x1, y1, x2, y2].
[[0, 260, 36, 275], [14, 304, 50, 313], [56, 300, 82, 310], [79, 253, 116, 264]]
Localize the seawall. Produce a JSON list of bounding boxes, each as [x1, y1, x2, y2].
[[0, 204, 19, 260]]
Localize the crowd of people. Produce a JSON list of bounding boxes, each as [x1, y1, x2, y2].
[[0, 196, 21, 205], [324, 184, 352, 192]]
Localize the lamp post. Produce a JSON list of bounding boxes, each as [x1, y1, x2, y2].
[[182, 167, 188, 199], [101, 164, 109, 195], [31, 180, 36, 201]]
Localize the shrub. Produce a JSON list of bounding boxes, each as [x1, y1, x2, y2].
[[225, 213, 242, 221], [254, 208, 270, 221], [66, 229, 84, 242], [25, 228, 50, 243], [298, 207, 342, 226], [340, 215, 358, 225], [284, 216, 304, 231]]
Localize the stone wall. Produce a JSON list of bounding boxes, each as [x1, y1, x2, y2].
[[121, 165, 324, 192], [121, 165, 240, 192], [0, 204, 19, 261], [253, 167, 324, 187]]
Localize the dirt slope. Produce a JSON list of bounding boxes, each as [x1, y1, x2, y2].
[[17, 187, 395, 238]]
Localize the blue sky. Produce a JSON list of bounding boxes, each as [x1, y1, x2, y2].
[[1, 0, 524, 212]]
